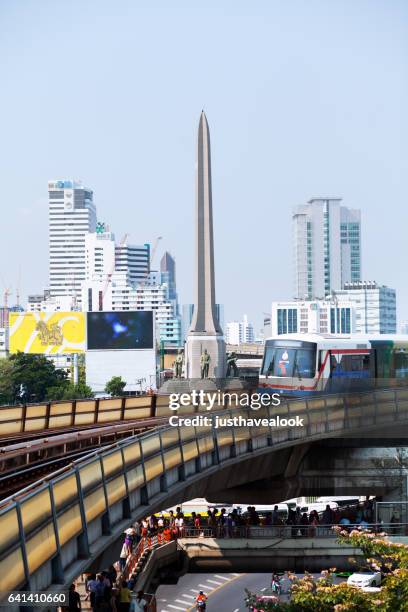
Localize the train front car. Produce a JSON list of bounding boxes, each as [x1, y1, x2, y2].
[[258, 334, 377, 397], [258, 335, 321, 397]]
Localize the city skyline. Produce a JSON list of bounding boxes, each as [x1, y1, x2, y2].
[[0, 1, 407, 330]]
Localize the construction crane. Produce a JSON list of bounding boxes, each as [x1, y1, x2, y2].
[[16, 266, 21, 309], [3, 288, 11, 310], [102, 233, 129, 299]]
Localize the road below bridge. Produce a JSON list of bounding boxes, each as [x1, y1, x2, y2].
[[155, 572, 345, 611]]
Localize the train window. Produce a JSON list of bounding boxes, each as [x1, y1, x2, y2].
[[294, 349, 315, 378], [331, 354, 370, 377], [375, 347, 393, 378], [393, 350, 408, 378], [262, 347, 276, 376], [273, 349, 295, 377]]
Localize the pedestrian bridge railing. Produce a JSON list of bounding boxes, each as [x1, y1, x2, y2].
[[1, 387, 408, 593]]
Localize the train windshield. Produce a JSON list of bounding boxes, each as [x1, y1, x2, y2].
[[261, 340, 317, 378]]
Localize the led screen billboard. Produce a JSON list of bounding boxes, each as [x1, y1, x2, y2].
[[87, 311, 154, 350], [9, 312, 85, 354]]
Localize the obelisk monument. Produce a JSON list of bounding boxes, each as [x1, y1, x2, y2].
[[186, 112, 226, 379]]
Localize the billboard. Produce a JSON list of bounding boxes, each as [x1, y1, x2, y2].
[[9, 312, 85, 354], [87, 311, 154, 350]]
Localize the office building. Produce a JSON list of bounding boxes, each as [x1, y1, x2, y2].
[[84, 227, 116, 282], [293, 198, 361, 299], [335, 281, 396, 334], [160, 252, 177, 302], [81, 271, 181, 345], [115, 241, 150, 285], [85, 225, 150, 285], [270, 298, 355, 336], [48, 179, 97, 304]]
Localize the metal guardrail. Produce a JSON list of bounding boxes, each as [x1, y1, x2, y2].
[[1, 387, 408, 593], [181, 523, 408, 538]]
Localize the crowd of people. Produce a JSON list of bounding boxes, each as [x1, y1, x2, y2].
[[65, 527, 150, 612], [81, 570, 148, 612], [128, 500, 376, 540], [64, 578, 148, 612], [64, 500, 376, 611]]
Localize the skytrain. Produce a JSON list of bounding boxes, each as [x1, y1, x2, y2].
[[258, 333, 408, 396]]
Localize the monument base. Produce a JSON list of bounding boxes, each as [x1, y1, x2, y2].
[[185, 333, 226, 379], [158, 377, 252, 395]]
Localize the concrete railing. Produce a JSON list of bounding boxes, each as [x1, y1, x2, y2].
[[1, 387, 408, 593]]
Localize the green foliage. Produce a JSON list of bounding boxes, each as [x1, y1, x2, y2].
[[63, 382, 93, 399], [0, 353, 93, 403], [245, 529, 408, 611], [0, 358, 14, 404], [5, 352, 67, 403], [105, 375, 126, 397], [47, 382, 94, 400]]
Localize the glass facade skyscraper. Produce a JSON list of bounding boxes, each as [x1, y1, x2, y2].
[[293, 198, 361, 299]]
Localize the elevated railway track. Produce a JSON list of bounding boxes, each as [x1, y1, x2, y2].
[[0, 417, 169, 497]]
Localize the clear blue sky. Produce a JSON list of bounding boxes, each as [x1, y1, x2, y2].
[[0, 0, 407, 331]]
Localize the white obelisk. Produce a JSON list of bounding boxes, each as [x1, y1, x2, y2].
[[185, 111, 226, 379]]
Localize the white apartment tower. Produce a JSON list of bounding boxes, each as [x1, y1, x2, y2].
[[48, 180, 96, 303], [85, 229, 116, 281], [226, 314, 255, 345], [293, 198, 361, 299]]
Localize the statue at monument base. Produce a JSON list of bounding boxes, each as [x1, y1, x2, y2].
[[200, 349, 210, 378], [226, 351, 238, 377], [185, 334, 226, 380], [174, 349, 184, 378]]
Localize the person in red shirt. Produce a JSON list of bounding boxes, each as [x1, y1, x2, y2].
[[195, 591, 207, 609]]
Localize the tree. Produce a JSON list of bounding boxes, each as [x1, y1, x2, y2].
[[244, 529, 408, 611], [8, 352, 68, 403], [0, 358, 14, 404], [105, 376, 126, 397], [46, 382, 93, 400]]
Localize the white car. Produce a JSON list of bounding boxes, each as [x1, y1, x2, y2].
[[347, 571, 381, 588]]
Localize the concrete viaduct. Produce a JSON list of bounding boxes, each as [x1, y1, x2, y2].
[[0, 387, 408, 594]]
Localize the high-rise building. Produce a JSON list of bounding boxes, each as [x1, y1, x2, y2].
[[115, 241, 150, 285], [84, 228, 116, 281], [225, 314, 255, 345], [81, 271, 182, 345], [84, 229, 149, 284], [48, 180, 97, 304], [335, 281, 396, 334], [160, 252, 177, 301], [293, 198, 361, 299]]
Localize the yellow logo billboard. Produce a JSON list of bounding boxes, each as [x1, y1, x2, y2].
[[9, 312, 85, 354]]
